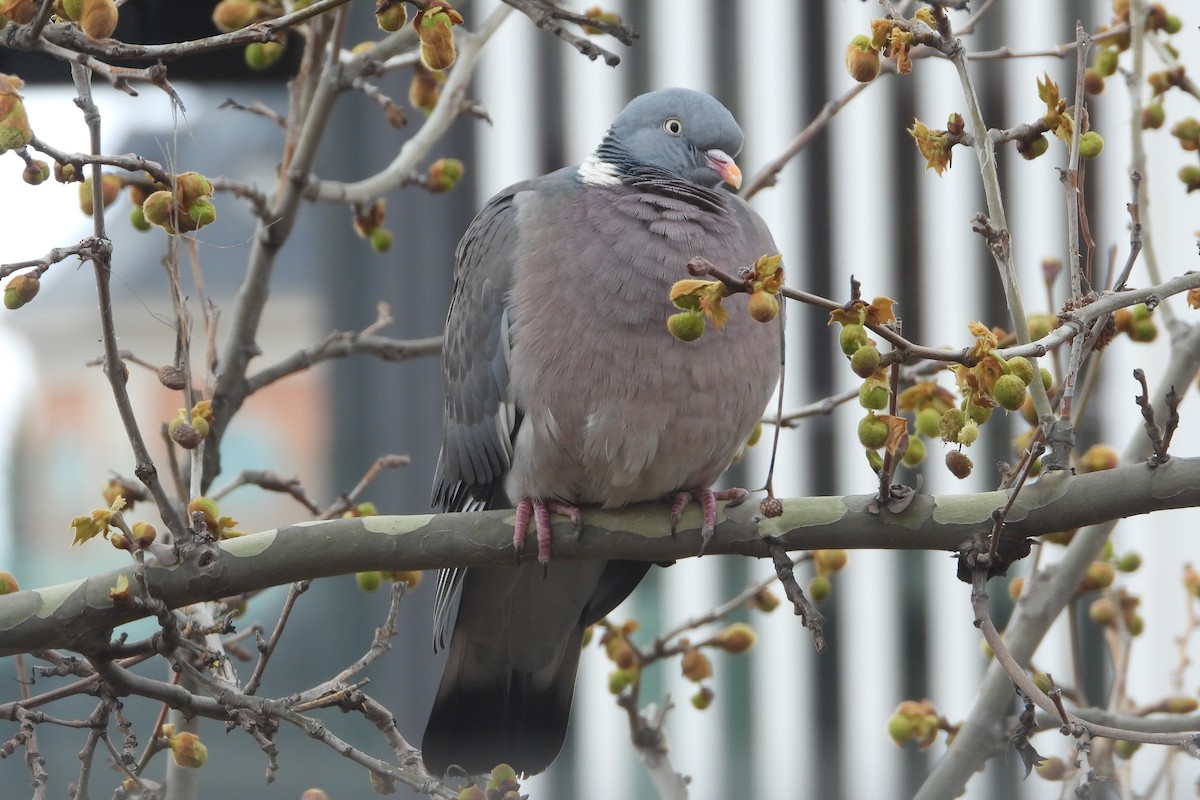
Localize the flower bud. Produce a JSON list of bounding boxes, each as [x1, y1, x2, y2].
[[0, 74, 33, 154], [212, 0, 257, 31], [22, 159, 49, 185], [4, 273, 40, 310], [428, 157, 464, 193], [0, 570, 20, 593], [167, 731, 208, 768], [245, 40, 285, 71], [1078, 561, 1115, 593], [915, 407, 940, 438], [859, 381, 889, 410], [1078, 443, 1118, 473], [1078, 130, 1104, 159], [857, 412, 888, 449], [901, 435, 925, 466], [80, 0, 118, 39], [814, 549, 848, 574], [992, 373, 1027, 411], [1142, 102, 1165, 130], [1017, 134, 1049, 160], [131, 521, 156, 547], [667, 311, 705, 342], [356, 571, 382, 591], [0, 0, 34, 25], [142, 190, 174, 229], [369, 227, 392, 252], [839, 323, 869, 356], [850, 344, 881, 378], [750, 588, 779, 613], [681, 648, 712, 682], [845, 35, 881, 83], [375, 0, 406, 32], [747, 290, 780, 323], [417, 7, 460, 70], [713, 622, 756, 654], [79, 174, 122, 216]]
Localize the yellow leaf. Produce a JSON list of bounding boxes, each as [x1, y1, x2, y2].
[[865, 296, 898, 326], [108, 574, 130, 603]]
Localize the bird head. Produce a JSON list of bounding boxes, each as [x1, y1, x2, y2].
[[598, 87, 744, 190]]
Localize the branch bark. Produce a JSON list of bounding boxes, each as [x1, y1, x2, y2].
[[5, 456, 1200, 658]]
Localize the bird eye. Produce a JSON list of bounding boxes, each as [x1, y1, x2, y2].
[[663, 117, 683, 136]]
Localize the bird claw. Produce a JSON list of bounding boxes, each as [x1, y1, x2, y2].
[[513, 498, 582, 568], [669, 487, 748, 555]]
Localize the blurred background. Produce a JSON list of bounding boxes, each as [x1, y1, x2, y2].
[[2, 0, 1199, 797]]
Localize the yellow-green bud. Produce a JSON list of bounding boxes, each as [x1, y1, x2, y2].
[[850, 344, 881, 378], [845, 35, 881, 83], [992, 374, 1027, 411], [667, 311, 705, 342], [915, 407, 941, 438], [859, 381, 889, 410], [4, 273, 40, 310], [375, 1, 406, 32], [857, 412, 889, 449], [1078, 130, 1104, 159], [245, 41, 285, 71], [839, 323, 869, 356], [79, 0, 118, 39], [901, 435, 925, 466]]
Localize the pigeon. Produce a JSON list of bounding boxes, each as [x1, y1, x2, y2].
[[423, 87, 782, 776]]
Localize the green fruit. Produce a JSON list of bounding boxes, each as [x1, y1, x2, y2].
[[857, 413, 889, 449], [1039, 368, 1053, 391], [839, 323, 868, 356], [1130, 319, 1158, 342], [993, 374, 1027, 411], [859, 382, 889, 410], [966, 402, 992, 425], [369, 227, 393, 253], [1019, 135, 1048, 160], [1142, 103, 1166, 130], [245, 40, 285, 70], [850, 344, 881, 378], [915, 407, 941, 438], [1007, 356, 1035, 386], [886, 713, 914, 746], [1115, 551, 1141, 572], [808, 574, 831, 603], [129, 205, 151, 231], [1093, 47, 1118, 77], [1078, 130, 1104, 159], [667, 311, 705, 342], [901, 435, 925, 467]]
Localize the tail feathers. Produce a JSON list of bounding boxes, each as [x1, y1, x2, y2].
[[422, 560, 651, 776], [422, 622, 584, 776]]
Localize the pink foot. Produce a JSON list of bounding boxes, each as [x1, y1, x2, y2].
[[513, 498, 583, 566], [669, 487, 749, 555]]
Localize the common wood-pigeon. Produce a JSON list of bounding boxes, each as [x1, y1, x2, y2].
[[424, 87, 782, 776]]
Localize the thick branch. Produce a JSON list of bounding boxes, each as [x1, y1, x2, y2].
[[5, 457, 1200, 657]]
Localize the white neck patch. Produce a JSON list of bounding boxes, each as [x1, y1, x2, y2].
[[578, 152, 623, 186]]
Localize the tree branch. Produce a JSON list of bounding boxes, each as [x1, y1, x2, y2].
[[6, 456, 1200, 657]]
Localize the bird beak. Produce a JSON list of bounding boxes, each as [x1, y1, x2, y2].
[[705, 148, 742, 190]]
